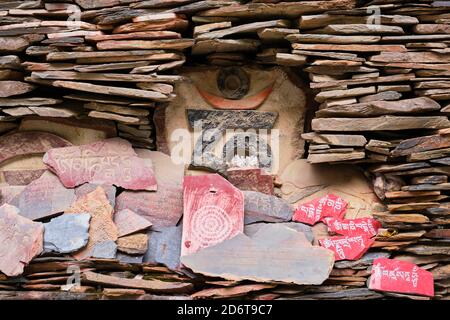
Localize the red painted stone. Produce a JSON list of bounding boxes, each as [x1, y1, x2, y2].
[[182, 174, 244, 256], [43, 138, 157, 190], [226, 168, 274, 195], [0, 204, 44, 276], [319, 235, 374, 261], [197, 85, 273, 110], [323, 217, 381, 238], [0, 131, 71, 165], [293, 194, 348, 225], [369, 258, 434, 297]]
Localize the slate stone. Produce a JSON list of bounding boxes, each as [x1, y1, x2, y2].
[[243, 191, 294, 224], [114, 209, 153, 237], [66, 187, 118, 260], [0, 204, 44, 277], [117, 233, 148, 255], [43, 138, 157, 191], [244, 222, 314, 243], [0, 131, 71, 165], [187, 109, 278, 130], [334, 251, 391, 269], [75, 183, 117, 208], [226, 168, 274, 195], [44, 213, 90, 254], [144, 224, 183, 271], [10, 171, 76, 221], [182, 174, 244, 256], [116, 253, 144, 264], [181, 224, 334, 285], [91, 241, 117, 259], [115, 150, 184, 230]]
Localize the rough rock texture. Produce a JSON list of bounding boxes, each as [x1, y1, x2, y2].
[[44, 213, 90, 254], [243, 190, 294, 224], [10, 171, 76, 220], [0, 204, 43, 276], [43, 138, 157, 190], [65, 187, 118, 260], [114, 209, 152, 237]]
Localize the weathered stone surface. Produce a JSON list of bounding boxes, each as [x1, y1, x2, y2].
[[334, 251, 390, 269], [0, 81, 34, 97], [114, 209, 152, 237], [244, 222, 314, 243], [0, 204, 44, 276], [392, 134, 450, 157], [197, 20, 288, 40], [182, 174, 244, 256], [192, 39, 260, 55], [371, 52, 450, 63], [66, 187, 118, 260], [181, 224, 334, 285], [43, 138, 157, 191], [19, 116, 117, 146], [315, 87, 376, 103], [226, 168, 274, 195], [316, 97, 441, 117], [293, 43, 406, 53], [91, 240, 117, 259], [320, 24, 404, 35], [117, 233, 148, 255], [0, 131, 71, 165], [244, 191, 294, 224], [0, 185, 25, 206], [187, 109, 278, 130], [312, 116, 450, 132], [198, 1, 356, 19], [52, 80, 170, 101], [144, 224, 182, 271], [44, 213, 90, 254], [302, 133, 367, 147], [82, 271, 193, 294], [75, 183, 116, 208], [115, 150, 184, 230], [307, 152, 365, 164], [10, 171, 76, 221]]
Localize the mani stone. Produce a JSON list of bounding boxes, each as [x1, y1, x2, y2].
[[181, 224, 334, 285], [44, 213, 90, 254], [144, 224, 183, 271], [182, 174, 244, 256], [0, 131, 72, 165], [117, 233, 148, 255], [226, 168, 274, 195], [0, 204, 44, 277], [66, 187, 118, 260], [114, 209, 153, 237], [243, 191, 294, 224], [244, 222, 314, 243], [187, 109, 278, 130], [10, 171, 76, 221], [115, 150, 184, 230], [43, 137, 157, 191], [91, 241, 117, 259], [75, 183, 117, 208]]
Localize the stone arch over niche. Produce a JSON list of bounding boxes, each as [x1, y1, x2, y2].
[[162, 64, 312, 176]]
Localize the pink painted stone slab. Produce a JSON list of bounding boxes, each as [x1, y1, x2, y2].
[[0, 185, 25, 206], [10, 171, 76, 220], [0, 204, 44, 276], [319, 235, 374, 261], [0, 131, 72, 165], [226, 168, 274, 195], [182, 174, 244, 256], [369, 258, 434, 297], [115, 150, 184, 230], [323, 217, 381, 238], [43, 138, 157, 191], [293, 194, 348, 225], [114, 209, 153, 237]]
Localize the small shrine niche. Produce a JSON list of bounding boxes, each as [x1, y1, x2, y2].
[[163, 65, 307, 175]]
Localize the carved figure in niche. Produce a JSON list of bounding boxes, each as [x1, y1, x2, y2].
[[163, 65, 307, 176]]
